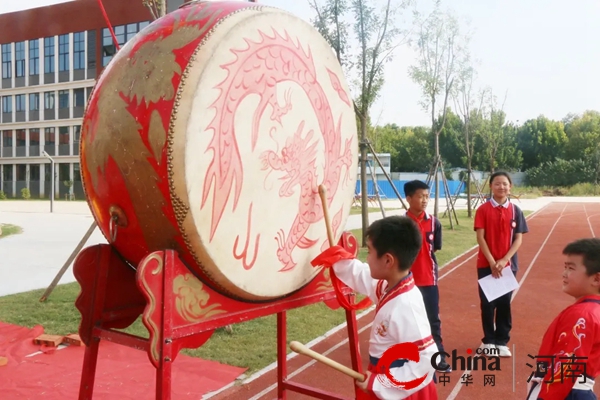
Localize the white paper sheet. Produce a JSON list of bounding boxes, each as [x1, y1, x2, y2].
[[478, 266, 520, 302]]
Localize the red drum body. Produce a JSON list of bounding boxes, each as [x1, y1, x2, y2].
[[81, 1, 358, 302]]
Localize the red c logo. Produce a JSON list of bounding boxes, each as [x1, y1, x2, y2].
[[375, 342, 428, 390]]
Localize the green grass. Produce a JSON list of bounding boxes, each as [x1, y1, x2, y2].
[[0, 209, 530, 374], [0, 224, 23, 238]]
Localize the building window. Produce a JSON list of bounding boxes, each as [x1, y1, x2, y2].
[[16, 164, 26, 181], [1, 44, 11, 79], [58, 90, 69, 109], [2, 131, 12, 147], [29, 93, 39, 111], [44, 92, 55, 110], [44, 37, 55, 74], [3, 164, 13, 181], [58, 34, 69, 72], [2, 96, 12, 113], [15, 42, 25, 78], [73, 88, 85, 107], [15, 94, 25, 112], [29, 128, 40, 148], [59, 126, 70, 155], [16, 129, 26, 148], [102, 26, 125, 67], [74, 32, 85, 70], [29, 40, 39, 75]]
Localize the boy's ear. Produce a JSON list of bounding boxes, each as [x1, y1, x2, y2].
[[383, 252, 395, 267], [592, 272, 600, 290]]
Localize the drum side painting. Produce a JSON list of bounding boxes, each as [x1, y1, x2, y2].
[[80, 1, 358, 302]]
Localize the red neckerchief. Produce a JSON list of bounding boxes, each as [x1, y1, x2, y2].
[[311, 246, 373, 310]]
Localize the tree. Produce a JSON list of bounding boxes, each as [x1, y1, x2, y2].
[[309, 0, 410, 245], [516, 116, 568, 170], [452, 59, 478, 217], [409, 4, 468, 217], [142, 0, 166, 20], [474, 88, 521, 174]]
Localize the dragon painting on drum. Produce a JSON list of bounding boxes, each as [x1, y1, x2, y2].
[[81, 0, 358, 302]]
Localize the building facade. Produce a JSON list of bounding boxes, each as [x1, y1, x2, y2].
[[0, 0, 187, 199]]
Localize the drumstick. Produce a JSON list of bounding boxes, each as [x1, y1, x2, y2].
[[290, 341, 366, 382], [318, 184, 335, 246]]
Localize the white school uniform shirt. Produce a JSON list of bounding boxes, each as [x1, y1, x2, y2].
[[333, 259, 439, 399]]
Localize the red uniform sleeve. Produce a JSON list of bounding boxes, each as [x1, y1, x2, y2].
[[474, 204, 486, 231], [537, 307, 599, 400]]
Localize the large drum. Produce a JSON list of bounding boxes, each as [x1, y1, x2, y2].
[[81, 0, 358, 302]]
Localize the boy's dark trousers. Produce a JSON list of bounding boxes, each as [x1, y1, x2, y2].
[[477, 267, 517, 346], [417, 285, 444, 353]]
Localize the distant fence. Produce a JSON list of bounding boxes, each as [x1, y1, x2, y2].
[[356, 180, 465, 199]]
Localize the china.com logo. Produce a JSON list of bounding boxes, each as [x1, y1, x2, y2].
[[373, 343, 502, 390], [431, 347, 502, 371]]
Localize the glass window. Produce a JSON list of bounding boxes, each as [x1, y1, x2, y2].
[[15, 94, 25, 112], [58, 34, 69, 72], [29, 93, 39, 111], [15, 41, 25, 77], [2, 131, 12, 147], [1, 43, 11, 79], [58, 90, 69, 109], [2, 96, 12, 113], [44, 37, 55, 74], [73, 88, 85, 107], [29, 128, 40, 146], [29, 40, 39, 75], [102, 25, 125, 66], [44, 92, 55, 110], [73, 32, 85, 70]]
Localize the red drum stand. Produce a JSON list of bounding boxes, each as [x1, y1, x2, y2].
[[73, 232, 367, 399]]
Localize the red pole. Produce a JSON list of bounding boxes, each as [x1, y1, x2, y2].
[[96, 0, 121, 51]]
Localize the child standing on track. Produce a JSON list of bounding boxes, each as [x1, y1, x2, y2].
[[404, 180, 450, 372], [526, 238, 600, 400], [312, 216, 438, 399], [474, 171, 528, 357]]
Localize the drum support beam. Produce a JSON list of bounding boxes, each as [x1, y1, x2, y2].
[[73, 233, 366, 400]]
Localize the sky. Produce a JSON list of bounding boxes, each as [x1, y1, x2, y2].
[[2, 0, 599, 128]]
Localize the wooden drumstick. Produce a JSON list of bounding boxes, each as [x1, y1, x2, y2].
[[318, 184, 335, 247], [290, 341, 366, 382]]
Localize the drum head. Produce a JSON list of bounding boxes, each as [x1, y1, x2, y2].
[[169, 5, 358, 300]]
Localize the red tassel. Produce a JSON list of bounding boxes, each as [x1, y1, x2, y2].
[[311, 246, 372, 310]]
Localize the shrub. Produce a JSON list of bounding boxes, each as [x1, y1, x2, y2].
[[21, 188, 31, 200]]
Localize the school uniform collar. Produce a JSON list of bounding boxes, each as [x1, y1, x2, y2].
[[376, 273, 415, 313], [575, 294, 600, 304], [490, 197, 511, 209], [406, 210, 431, 221]]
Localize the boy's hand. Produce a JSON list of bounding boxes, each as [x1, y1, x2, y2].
[[356, 371, 371, 392]]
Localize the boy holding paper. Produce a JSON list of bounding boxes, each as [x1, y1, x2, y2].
[[474, 171, 528, 357]]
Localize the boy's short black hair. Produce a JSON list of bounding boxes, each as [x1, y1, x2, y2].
[[366, 216, 422, 271], [404, 180, 430, 197], [563, 238, 600, 276], [489, 171, 512, 185]]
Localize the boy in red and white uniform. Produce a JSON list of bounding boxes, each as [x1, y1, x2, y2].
[[312, 216, 438, 399], [527, 238, 600, 400]]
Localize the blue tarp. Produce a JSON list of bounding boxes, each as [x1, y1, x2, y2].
[[355, 180, 464, 198]]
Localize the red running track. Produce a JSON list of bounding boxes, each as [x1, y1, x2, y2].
[[212, 202, 600, 400]]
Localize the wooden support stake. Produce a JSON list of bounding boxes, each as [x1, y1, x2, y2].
[[39, 221, 98, 302]]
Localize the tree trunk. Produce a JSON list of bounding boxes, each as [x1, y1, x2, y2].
[[466, 161, 472, 217], [434, 132, 440, 218], [360, 116, 369, 246]]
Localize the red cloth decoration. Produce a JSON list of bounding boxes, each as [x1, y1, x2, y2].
[[311, 246, 372, 310]]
